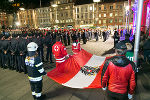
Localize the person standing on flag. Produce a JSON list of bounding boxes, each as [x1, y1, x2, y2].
[[52, 36, 69, 67], [25, 42, 46, 100], [101, 42, 136, 100], [72, 40, 81, 55]]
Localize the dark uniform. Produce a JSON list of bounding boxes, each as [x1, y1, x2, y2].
[[78, 32, 81, 42], [82, 32, 87, 44], [0, 35, 4, 68], [17, 36, 27, 73], [63, 32, 67, 46], [113, 31, 120, 47], [33, 34, 44, 62], [45, 34, 53, 63], [94, 31, 99, 41], [67, 32, 71, 45], [25, 54, 46, 100], [10, 35, 18, 70], [1, 35, 11, 69], [103, 31, 107, 42]]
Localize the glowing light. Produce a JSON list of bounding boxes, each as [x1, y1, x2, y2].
[[52, 4, 58, 7], [19, 8, 25, 11], [93, 0, 101, 3], [15, 22, 21, 26]]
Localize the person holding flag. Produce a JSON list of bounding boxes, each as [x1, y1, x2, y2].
[[52, 36, 69, 67], [72, 39, 81, 55]]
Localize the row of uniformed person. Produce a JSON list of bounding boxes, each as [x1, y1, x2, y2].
[[0, 32, 55, 73]]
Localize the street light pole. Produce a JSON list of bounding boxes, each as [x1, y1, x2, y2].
[[40, 0, 41, 7], [133, 0, 144, 66]]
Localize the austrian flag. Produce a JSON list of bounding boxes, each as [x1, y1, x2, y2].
[[47, 49, 106, 88]]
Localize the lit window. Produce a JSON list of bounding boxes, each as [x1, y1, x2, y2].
[[90, 6, 93, 10], [110, 13, 113, 17], [99, 20, 101, 24], [104, 14, 106, 17], [109, 19, 113, 23], [99, 14, 101, 17], [103, 20, 106, 23], [115, 13, 118, 16], [119, 19, 122, 22]]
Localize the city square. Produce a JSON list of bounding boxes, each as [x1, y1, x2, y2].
[[0, 0, 150, 100], [0, 36, 150, 100]]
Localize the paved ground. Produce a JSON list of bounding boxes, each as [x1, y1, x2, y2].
[[0, 36, 150, 100]]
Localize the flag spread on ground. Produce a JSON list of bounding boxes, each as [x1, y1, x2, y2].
[[47, 49, 106, 88]]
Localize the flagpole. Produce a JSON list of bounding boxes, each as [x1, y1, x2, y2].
[[133, 0, 144, 66]]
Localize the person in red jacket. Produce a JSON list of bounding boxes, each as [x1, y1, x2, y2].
[[52, 36, 69, 67], [72, 40, 81, 54], [101, 42, 136, 100]]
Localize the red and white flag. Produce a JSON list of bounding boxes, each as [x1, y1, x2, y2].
[[47, 49, 107, 88]]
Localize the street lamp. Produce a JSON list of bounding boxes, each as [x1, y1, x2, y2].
[[19, 8, 25, 11], [93, 0, 100, 28], [52, 4, 58, 8], [15, 21, 20, 29]]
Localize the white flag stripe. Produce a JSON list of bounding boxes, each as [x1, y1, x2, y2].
[[62, 55, 105, 88], [85, 55, 106, 67], [62, 71, 96, 88]]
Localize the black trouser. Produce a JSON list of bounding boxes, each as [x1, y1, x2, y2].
[[0, 52, 2, 67], [83, 38, 86, 44], [103, 36, 107, 42], [68, 38, 70, 45], [107, 90, 128, 100], [2, 52, 10, 68], [96, 36, 98, 41], [38, 47, 44, 62], [46, 47, 53, 62], [17, 55, 27, 73], [64, 39, 67, 46], [30, 80, 42, 93], [30, 80, 42, 97], [10, 54, 16, 70]]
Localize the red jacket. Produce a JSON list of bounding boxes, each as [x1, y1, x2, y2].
[[72, 42, 81, 54], [52, 41, 68, 63], [101, 55, 136, 94]]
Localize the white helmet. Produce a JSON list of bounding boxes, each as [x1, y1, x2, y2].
[[27, 42, 38, 51]]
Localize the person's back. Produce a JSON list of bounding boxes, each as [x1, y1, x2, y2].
[[102, 56, 136, 94], [143, 37, 150, 63], [72, 40, 81, 54], [101, 42, 136, 100]]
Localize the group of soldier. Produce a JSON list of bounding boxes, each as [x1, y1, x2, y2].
[[0, 28, 111, 74]]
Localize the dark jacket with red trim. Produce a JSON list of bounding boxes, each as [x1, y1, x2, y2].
[[101, 55, 136, 94]]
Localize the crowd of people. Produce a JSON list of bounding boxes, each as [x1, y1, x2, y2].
[[0, 28, 150, 100], [0, 28, 111, 74]]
